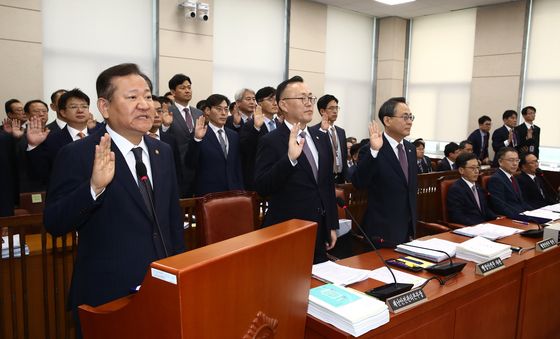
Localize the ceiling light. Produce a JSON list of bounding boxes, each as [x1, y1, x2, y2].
[[375, 0, 415, 5]]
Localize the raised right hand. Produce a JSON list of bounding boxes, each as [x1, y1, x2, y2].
[[253, 105, 264, 129], [27, 116, 50, 146], [288, 123, 304, 162], [194, 115, 207, 140], [90, 133, 115, 196], [368, 120, 383, 151]]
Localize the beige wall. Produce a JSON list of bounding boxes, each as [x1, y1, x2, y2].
[[0, 0, 42, 120], [158, 0, 213, 106]]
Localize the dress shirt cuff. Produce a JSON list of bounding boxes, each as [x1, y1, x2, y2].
[[194, 137, 202, 142], [289, 155, 298, 166], [504, 140, 509, 146], [370, 148, 379, 158], [26, 144, 38, 151], [90, 186, 105, 200], [254, 125, 261, 132], [161, 125, 170, 132]]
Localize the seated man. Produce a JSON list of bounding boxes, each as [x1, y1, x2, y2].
[[447, 152, 497, 225], [436, 142, 459, 171], [517, 152, 558, 209], [487, 147, 532, 218], [413, 138, 432, 173]]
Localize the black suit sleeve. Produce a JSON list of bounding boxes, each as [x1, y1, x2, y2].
[[253, 135, 296, 198]]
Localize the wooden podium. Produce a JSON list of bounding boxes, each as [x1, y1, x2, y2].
[[79, 219, 317, 339]]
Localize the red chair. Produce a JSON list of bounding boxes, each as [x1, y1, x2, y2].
[[439, 178, 465, 229], [416, 220, 451, 239]]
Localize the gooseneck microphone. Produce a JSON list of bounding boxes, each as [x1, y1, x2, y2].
[[136, 162, 170, 258], [536, 168, 560, 204], [336, 198, 413, 301]]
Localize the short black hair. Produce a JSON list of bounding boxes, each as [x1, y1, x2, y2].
[[496, 146, 518, 161], [5, 99, 20, 114], [521, 106, 536, 116], [24, 100, 48, 114], [229, 101, 236, 111], [50, 89, 67, 105], [444, 142, 460, 157], [519, 152, 536, 167], [255, 86, 276, 103], [350, 143, 361, 157], [96, 63, 149, 101], [317, 94, 338, 111], [455, 152, 478, 168], [378, 97, 406, 126], [168, 74, 192, 91], [58, 88, 90, 110], [205, 94, 230, 108], [158, 95, 173, 106], [413, 138, 425, 148], [478, 115, 491, 125], [459, 140, 473, 150], [276, 75, 304, 103], [502, 110, 517, 120], [196, 99, 207, 110]]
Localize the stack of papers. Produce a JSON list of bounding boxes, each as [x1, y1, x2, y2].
[[455, 236, 511, 264], [312, 261, 371, 286], [542, 203, 560, 213], [396, 238, 459, 263], [453, 223, 522, 240], [523, 208, 560, 221], [308, 284, 389, 336], [1, 235, 30, 259]]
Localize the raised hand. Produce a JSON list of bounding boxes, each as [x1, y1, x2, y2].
[[368, 120, 383, 151], [288, 123, 304, 162], [26, 116, 50, 146], [231, 103, 241, 125], [162, 109, 173, 127], [86, 113, 97, 130], [2, 118, 13, 134], [11, 119, 24, 138], [253, 105, 264, 129], [320, 112, 330, 131], [527, 127, 533, 139], [508, 129, 514, 144], [194, 115, 207, 140], [90, 133, 115, 196]]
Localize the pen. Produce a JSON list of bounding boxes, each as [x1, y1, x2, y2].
[[511, 220, 528, 225], [401, 256, 424, 265]]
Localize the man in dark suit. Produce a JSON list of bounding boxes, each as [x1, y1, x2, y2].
[[310, 94, 348, 184], [0, 130, 17, 216], [46, 89, 67, 132], [225, 88, 256, 132], [447, 152, 497, 225], [167, 73, 203, 197], [43, 64, 185, 338], [467, 115, 492, 165], [491, 110, 518, 167], [487, 147, 532, 218], [436, 142, 459, 171], [254, 76, 338, 264], [413, 138, 432, 173], [351, 97, 417, 246], [188, 94, 244, 196], [515, 106, 540, 157], [239, 86, 279, 191], [517, 152, 557, 209]]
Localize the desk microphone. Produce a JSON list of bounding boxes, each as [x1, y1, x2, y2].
[[487, 191, 545, 237], [136, 162, 169, 258], [336, 198, 413, 301], [536, 168, 560, 203], [374, 237, 466, 276]]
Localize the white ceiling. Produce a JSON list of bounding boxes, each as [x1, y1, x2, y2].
[[312, 0, 519, 18]]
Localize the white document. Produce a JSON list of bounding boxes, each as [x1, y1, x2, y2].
[[396, 238, 459, 262], [522, 209, 560, 221], [312, 260, 371, 286], [453, 223, 521, 240], [542, 203, 560, 213], [368, 267, 426, 289], [1, 235, 30, 258], [455, 236, 512, 264]]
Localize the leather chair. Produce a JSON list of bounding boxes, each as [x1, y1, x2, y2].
[[439, 178, 465, 229], [195, 191, 258, 246], [335, 188, 345, 219], [416, 220, 451, 238], [480, 175, 491, 191]]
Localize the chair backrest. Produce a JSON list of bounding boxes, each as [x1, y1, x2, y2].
[[15, 192, 46, 215], [335, 188, 345, 219], [439, 178, 457, 223], [480, 175, 491, 192], [195, 191, 258, 246], [416, 220, 451, 239]]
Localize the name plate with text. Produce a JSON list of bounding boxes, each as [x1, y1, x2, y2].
[[475, 257, 505, 276], [386, 288, 427, 313], [536, 238, 557, 252]]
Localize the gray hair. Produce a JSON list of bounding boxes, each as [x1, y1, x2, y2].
[[234, 88, 255, 101]]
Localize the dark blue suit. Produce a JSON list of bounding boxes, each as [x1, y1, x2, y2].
[[447, 178, 497, 225], [310, 123, 348, 184], [436, 157, 455, 172], [487, 169, 532, 218], [517, 171, 555, 209], [27, 126, 73, 186], [254, 123, 338, 263], [0, 131, 17, 216], [187, 126, 244, 196], [417, 156, 432, 174], [515, 123, 540, 157], [491, 126, 517, 167], [351, 136, 417, 245], [467, 129, 489, 161], [43, 127, 185, 310]]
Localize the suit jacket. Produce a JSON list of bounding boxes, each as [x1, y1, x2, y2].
[[517, 171, 555, 209], [310, 123, 348, 184], [27, 126, 73, 186], [43, 127, 185, 310], [46, 119, 62, 133], [168, 104, 203, 197], [225, 115, 249, 133], [254, 123, 338, 263], [515, 123, 540, 157], [491, 125, 518, 167], [15, 134, 46, 193], [417, 156, 432, 174], [487, 169, 532, 218], [351, 136, 417, 245], [186, 126, 244, 196], [436, 157, 455, 172], [0, 131, 17, 216], [159, 130, 183, 190], [467, 129, 489, 160], [447, 178, 497, 226]]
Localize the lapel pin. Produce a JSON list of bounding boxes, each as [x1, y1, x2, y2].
[[155, 149, 160, 155]]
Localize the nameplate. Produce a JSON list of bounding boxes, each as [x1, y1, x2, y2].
[[475, 257, 505, 276], [150, 268, 177, 285], [31, 193, 43, 203], [536, 238, 557, 253], [386, 288, 427, 313]]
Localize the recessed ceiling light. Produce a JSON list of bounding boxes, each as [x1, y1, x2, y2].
[[375, 0, 415, 5]]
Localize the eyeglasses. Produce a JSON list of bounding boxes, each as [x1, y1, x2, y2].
[[282, 96, 317, 105], [259, 96, 276, 103], [391, 114, 415, 122], [212, 106, 229, 113], [326, 106, 340, 112], [66, 105, 89, 111], [503, 158, 520, 163], [155, 108, 163, 114], [464, 166, 481, 171]]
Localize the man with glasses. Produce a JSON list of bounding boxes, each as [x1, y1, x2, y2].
[[352, 97, 417, 246], [517, 152, 558, 209], [254, 76, 338, 264], [447, 152, 497, 225], [487, 147, 531, 218], [311, 94, 348, 184]]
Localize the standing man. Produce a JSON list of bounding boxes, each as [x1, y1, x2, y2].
[[311, 94, 348, 184], [517, 152, 557, 209], [515, 106, 540, 157], [167, 73, 203, 197], [491, 110, 518, 167], [351, 97, 417, 246], [467, 115, 491, 165], [46, 89, 67, 132], [254, 76, 338, 264], [226, 88, 256, 132], [43, 63, 185, 337]]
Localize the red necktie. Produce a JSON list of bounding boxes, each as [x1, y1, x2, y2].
[[510, 176, 519, 193]]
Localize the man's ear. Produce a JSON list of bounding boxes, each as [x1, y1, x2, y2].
[[97, 98, 110, 120]]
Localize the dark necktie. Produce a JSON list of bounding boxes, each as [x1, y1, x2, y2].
[[512, 129, 517, 147], [510, 176, 520, 194], [329, 127, 341, 174], [299, 131, 318, 182], [184, 107, 194, 133], [131, 147, 154, 215], [534, 177, 545, 198], [472, 185, 482, 211], [397, 144, 408, 182], [217, 129, 227, 157]]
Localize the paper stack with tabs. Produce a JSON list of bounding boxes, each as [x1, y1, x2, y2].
[[455, 236, 512, 263]]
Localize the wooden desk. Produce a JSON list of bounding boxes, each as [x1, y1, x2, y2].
[[305, 219, 560, 339]]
